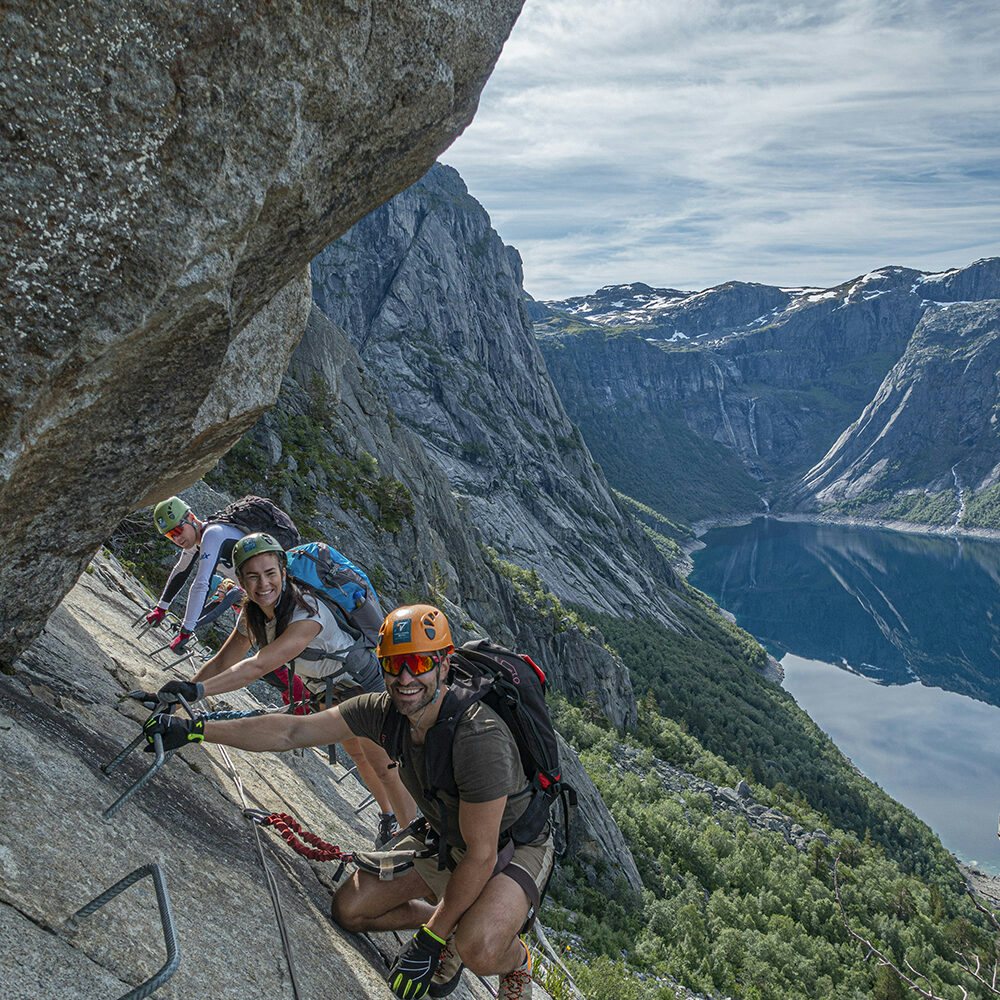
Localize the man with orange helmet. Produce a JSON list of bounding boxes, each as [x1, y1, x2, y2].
[[144, 602, 550, 1000]]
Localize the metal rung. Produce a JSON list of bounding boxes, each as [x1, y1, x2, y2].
[[354, 793, 375, 814], [334, 764, 358, 784], [102, 732, 147, 775], [66, 863, 180, 1000], [102, 733, 176, 821], [132, 610, 151, 630]]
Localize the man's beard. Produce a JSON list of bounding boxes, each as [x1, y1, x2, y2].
[[388, 679, 437, 718]]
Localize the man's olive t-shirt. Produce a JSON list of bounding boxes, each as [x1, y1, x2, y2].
[[340, 691, 533, 848]]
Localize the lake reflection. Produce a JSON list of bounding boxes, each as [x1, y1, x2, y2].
[[691, 517, 1000, 872], [690, 517, 1000, 706], [783, 653, 1000, 873]]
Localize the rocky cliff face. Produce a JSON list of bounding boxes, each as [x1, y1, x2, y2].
[[539, 260, 1000, 527], [310, 164, 685, 625], [208, 304, 639, 731], [796, 300, 1000, 527], [6, 549, 622, 997], [1, 1, 523, 667]]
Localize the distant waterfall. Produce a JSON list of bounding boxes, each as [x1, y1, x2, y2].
[[709, 360, 738, 449], [951, 463, 967, 529], [748, 397, 760, 455]]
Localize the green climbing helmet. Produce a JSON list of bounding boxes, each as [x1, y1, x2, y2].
[[153, 496, 191, 534], [232, 532, 286, 574]]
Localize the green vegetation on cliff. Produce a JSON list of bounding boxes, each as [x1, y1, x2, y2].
[[208, 377, 414, 538], [107, 514, 178, 597], [547, 685, 992, 1000], [963, 482, 1000, 529], [582, 599, 953, 879], [830, 488, 958, 527], [573, 409, 764, 525], [486, 547, 595, 636], [613, 491, 691, 563]]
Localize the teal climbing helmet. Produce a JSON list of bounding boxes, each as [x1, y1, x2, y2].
[[153, 496, 191, 534], [232, 532, 286, 574]]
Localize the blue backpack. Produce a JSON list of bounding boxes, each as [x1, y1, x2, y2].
[[286, 542, 383, 647]]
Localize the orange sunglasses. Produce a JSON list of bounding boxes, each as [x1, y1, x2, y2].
[[379, 652, 442, 677]]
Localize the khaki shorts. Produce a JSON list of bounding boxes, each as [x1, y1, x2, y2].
[[391, 832, 555, 907]]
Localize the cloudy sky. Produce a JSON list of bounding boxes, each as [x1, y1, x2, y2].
[[443, 0, 1000, 299]]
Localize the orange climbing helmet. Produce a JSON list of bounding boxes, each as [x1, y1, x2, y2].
[[377, 604, 454, 658]]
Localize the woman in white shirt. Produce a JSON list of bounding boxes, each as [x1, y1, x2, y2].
[[158, 533, 415, 846]]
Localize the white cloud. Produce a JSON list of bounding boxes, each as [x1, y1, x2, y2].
[[444, 0, 1000, 297]]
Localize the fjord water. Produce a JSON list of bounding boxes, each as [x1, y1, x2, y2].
[[690, 517, 1000, 874]]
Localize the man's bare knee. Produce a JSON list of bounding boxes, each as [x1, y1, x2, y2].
[[330, 884, 367, 932], [454, 928, 511, 976]]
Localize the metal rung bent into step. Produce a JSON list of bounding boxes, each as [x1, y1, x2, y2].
[[101, 732, 176, 820], [65, 863, 180, 1000]]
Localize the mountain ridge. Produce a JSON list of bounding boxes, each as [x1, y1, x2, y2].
[[310, 163, 691, 630], [538, 257, 1000, 532]]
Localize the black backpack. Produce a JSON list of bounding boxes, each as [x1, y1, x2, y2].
[[380, 638, 575, 869], [208, 495, 301, 551]]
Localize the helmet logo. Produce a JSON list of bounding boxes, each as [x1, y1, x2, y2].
[[392, 619, 412, 645]]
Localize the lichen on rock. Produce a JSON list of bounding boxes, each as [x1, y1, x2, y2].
[[0, 0, 524, 665]]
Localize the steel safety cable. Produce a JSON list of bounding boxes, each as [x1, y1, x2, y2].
[[211, 738, 304, 1000]]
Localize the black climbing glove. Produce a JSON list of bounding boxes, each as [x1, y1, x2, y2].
[[156, 679, 205, 705], [389, 925, 447, 1000], [126, 689, 179, 713], [143, 713, 205, 752]]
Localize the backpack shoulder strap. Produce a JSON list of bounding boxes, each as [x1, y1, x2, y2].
[[380, 704, 408, 763], [422, 683, 490, 796]]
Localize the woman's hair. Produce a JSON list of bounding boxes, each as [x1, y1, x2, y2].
[[240, 562, 318, 649]]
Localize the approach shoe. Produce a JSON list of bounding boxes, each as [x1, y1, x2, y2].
[[429, 934, 464, 997], [497, 941, 532, 1000], [374, 812, 398, 849]]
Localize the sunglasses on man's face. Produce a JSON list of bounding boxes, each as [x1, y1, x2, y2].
[[165, 524, 187, 541], [379, 652, 441, 677]]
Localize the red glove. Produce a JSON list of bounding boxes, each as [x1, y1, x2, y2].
[[145, 607, 167, 626], [169, 630, 193, 654]]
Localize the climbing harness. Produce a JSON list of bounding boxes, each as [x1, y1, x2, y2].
[[245, 810, 355, 880], [245, 809, 427, 883], [65, 863, 180, 1000]]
